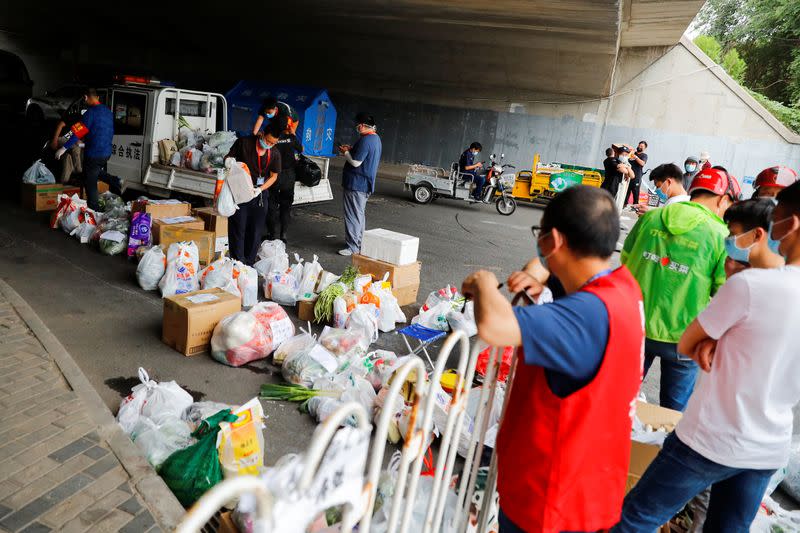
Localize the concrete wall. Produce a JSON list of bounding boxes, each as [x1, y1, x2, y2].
[[331, 38, 800, 194]]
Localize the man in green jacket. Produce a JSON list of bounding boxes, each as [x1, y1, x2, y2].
[[621, 167, 741, 411]]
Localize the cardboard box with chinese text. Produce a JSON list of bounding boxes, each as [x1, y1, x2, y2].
[[152, 216, 205, 244], [132, 199, 192, 220], [160, 227, 216, 266], [162, 288, 241, 356], [352, 254, 421, 306], [193, 207, 229, 253]]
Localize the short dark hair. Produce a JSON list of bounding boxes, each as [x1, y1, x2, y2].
[[639, 140, 648, 148], [605, 148, 613, 157], [650, 163, 683, 185], [540, 185, 619, 258], [85, 87, 99, 98], [470, 142, 482, 151], [262, 122, 283, 140], [690, 189, 717, 201], [723, 199, 775, 231], [777, 180, 800, 215], [262, 96, 278, 110]]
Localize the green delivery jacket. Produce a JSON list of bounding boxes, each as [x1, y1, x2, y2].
[[621, 202, 728, 343]]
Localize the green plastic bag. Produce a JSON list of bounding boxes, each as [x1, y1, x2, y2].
[[158, 409, 238, 507]]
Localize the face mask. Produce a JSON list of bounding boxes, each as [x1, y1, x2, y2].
[[655, 183, 669, 203], [725, 231, 755, 264], [536, 232, 553, 271], [768, 216, 798, 257], [472, 150, 480, 156], [685, 164, 697, 173], [258, 138, 272, 150], [265, 112, 275, 119]]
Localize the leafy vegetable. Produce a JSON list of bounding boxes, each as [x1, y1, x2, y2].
[[313, 266, 361, 323], [177, 114, 192, 131], [259, 383, 337, 403]]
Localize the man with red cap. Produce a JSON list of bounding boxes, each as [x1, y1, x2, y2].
[[752, 165, 798, 199], [622, 167, 740, 411]]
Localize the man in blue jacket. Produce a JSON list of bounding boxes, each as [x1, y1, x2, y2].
[[337, 112, 382, 256], [56, 88, 120, 210]]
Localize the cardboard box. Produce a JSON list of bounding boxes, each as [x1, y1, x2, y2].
[[194, 207, 229, 253], [361, 228, 419, 265], [297, 298, 318, 322], [21, 184, 79, 211], [627, 401, 683, 494], [160, 227, 216, 266], [352, 254, 421, 306], [162, 288, 241, 356], [132, 199, 192, 220], [151, 216, 205, 244]]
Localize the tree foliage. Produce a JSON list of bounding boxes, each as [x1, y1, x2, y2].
[[694, 0, 800, 105]]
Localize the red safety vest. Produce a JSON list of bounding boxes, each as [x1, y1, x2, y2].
[[496, 266, 644, 533]]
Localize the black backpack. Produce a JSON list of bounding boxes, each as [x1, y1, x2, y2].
[[296, 155, 322, 187]]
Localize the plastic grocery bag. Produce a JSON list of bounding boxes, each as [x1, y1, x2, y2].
[[298, 255, 322, 298], [288, 254, 305, 286], [116, 367, 194, 434], [457, 386, 505, 458], [217, 398, 266, 478], [22, 159, 55, 184], [200, 257, 239, 297], [319, 326, 369, 359], [127, 212, 152, 257], [98, 191, 124, 212], [272, 330, 316, 366], [249, 302, 295, 351], [215, 181, 238, 217], [69, 208, 97, 244], [99, 229, 128, 256], [61, 197, 88, 234], [130, 415, 194, 469], [346, 304, 380, 343], [225, 160, 259, 205], [282, 339, 337, 387], [332, 293, 356, 329], [423, 285, 465, 314], [159, 242, 200, 297], [412, 301, 452, 331], [210, 312, 271, 367], [316, 271, 339, 294], [368, 276, 406, 332], [265, 272, 299, 306], [136, 245, 167, 291], [233, 261, 259, 307], [447, 300, 477, 337], [159, 409, 238, 507]]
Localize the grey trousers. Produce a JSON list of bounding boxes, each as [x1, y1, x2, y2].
[[343, 189, 369, 252]]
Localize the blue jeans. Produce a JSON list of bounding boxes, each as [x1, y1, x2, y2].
[[499, 508, 596, 533], [614, 433, 775, 533], [83, 156, 122, 211], [643, 339, 698, 412], [472, 173, 486, 199]]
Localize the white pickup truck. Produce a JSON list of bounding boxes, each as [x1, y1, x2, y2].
[[104, 80, 334, 204]]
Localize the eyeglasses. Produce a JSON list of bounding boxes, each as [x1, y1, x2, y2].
[[531, 226, 551, 241]]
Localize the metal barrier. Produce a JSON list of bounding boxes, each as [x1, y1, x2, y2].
[[175, 332, 515, 533]]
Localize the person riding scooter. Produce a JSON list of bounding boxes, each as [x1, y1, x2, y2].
[[459, 142, 484, 200]]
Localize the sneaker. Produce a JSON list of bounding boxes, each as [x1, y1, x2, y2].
[[338, 248, 353, 256]]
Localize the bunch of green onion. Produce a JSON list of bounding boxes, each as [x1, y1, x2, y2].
[[313, 266, 361, 323]]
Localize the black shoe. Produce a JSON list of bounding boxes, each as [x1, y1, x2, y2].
[[279, 233, 287, 244], [266, 233, 275, 241]]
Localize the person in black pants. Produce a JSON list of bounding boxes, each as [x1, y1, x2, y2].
[[267, 114, 303, 243], [626, 140, 648, 205], [225, 124, 282, 265]]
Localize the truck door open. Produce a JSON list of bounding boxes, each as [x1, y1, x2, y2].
[[108, 89, 148, 185]]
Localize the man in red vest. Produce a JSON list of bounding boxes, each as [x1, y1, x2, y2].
[[462, 185, 645, 533]]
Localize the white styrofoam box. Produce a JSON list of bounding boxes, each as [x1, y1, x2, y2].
[[361, 228, 419, 265]]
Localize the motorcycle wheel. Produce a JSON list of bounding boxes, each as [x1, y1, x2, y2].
[[496, 196, 516, 216], [413, 185, 433, 204]]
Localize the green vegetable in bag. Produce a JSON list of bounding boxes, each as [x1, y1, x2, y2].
[[158, 409, 238, 507]]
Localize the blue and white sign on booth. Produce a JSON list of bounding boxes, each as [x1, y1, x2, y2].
[[226, 81, 337, 157]]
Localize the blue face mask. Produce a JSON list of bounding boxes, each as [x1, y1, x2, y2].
[[258, 138, 272, 150], [265, 112, 275, 119], [725, 233, 754, 264], [655, 187, 668, 203], [536, 233, 552, 271], [768, 216, 797, 257]]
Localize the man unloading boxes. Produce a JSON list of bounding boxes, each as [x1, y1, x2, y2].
[[462, 185, 644, 533]]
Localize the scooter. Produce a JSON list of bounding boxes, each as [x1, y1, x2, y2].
[[474, 154, 517, 215]]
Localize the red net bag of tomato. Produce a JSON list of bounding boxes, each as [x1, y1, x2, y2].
[[476, 346, 515, 383], [248, 302, 296, 353], [210, 312, 272, 367]]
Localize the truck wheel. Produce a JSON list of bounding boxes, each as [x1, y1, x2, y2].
[[413, 185, 433, 204], [496, 196, 516, 216]]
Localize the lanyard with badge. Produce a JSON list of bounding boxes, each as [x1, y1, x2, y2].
[[255, 148, 271, 187]]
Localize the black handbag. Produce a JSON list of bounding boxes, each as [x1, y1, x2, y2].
[[296, 155, 322, 187]]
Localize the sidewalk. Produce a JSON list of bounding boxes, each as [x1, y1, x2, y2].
[[0, 280, 184, 532]]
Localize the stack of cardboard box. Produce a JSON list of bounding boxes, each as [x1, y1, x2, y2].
[[353, 228, 421, 306]]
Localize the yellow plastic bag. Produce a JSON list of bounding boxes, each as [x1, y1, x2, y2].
[[217, 397, 265, 478]]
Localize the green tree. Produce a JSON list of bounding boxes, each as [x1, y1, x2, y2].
[[721, 49, 747, 83], [694, 35, 722, 63]]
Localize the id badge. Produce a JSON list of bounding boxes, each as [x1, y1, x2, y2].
[[256, 177, 265, 186]]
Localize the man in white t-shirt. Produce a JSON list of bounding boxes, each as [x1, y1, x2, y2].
[[614, 180, 800, 531]]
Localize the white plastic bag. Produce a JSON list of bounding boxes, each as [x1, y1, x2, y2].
[[457, 386, 505, 458], [69, 208, 97, 244], [136, 245, 166, 291], [233, 261, 259, 307], [298, 255, 322, 298], [273, 330, 317, 366], [254, 244, 289, 279], [265, 271, 299, 306], [346, 304, 380, 343], [319, 326, 369, 359], [249, 302, 295, 351], [130, 415, 194, 469], [116, 368, 194, 434], [210, 312, 271, 367], [215, 181, 238, 217], [446, 300, 477, 337], [200, 257, 238, 296], [159, 242, 200, 297], [225, 160, 259, 205], [368, 277, 406, 332], [316, 271, 339, 294], [22, 159, 55, 184], [412, 301, 452, 331], [288, 254, 304, 286], [282, 339, 337, 387], [333, 293, 354, 329]]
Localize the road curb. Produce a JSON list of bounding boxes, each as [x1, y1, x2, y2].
[[0, 279, 186, 531]]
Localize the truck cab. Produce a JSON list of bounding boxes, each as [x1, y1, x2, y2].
[[104, 79, 333, 203]]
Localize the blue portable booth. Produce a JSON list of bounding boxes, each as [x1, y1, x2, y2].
[[226, 81, 337, 157]]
